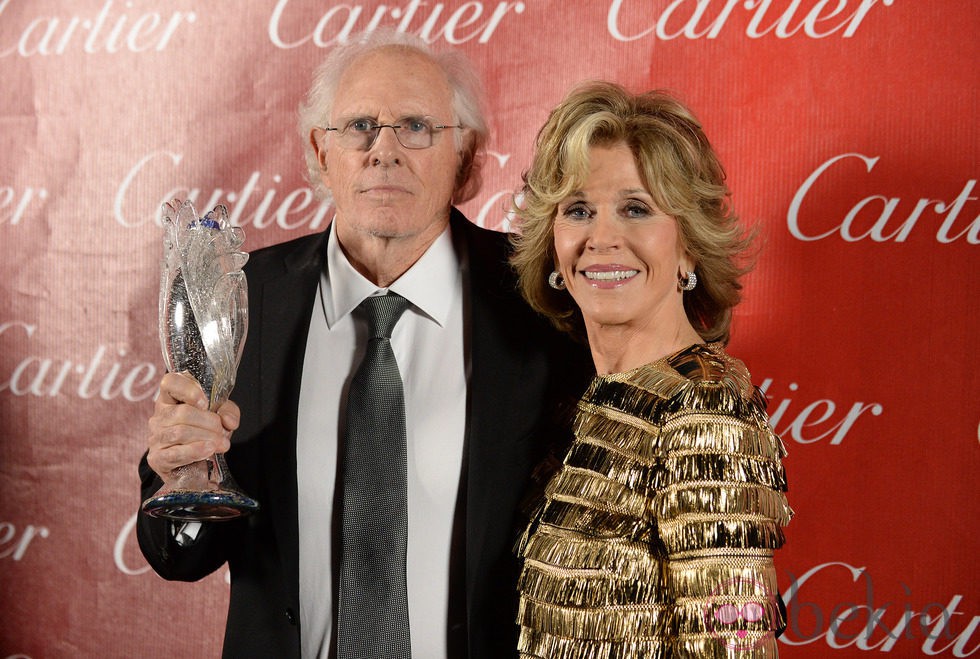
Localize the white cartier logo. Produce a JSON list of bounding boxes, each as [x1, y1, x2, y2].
[[469, 150, 520, 231], [114, 151, 332, 231], [0, 520, 49, 562], [788, 153, 979, 244], [267, 0, 526, 49], [759, 378, 883, 445], [0, 321, 157, 402], [0, 0, 196, 57], [0, 185, 47, 225], [607, 0, 896, 42], [113, 512, 150, 576], [781, 562, 979, 655], [113, 149, 522, 233]]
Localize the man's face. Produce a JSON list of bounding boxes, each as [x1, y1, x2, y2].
[[315, 47, 461, 250]]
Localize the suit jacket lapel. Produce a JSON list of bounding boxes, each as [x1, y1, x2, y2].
[[252, 230, 328, 614], [455, 214, 543, 631]]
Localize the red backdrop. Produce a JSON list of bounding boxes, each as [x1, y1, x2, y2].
[[1, 1, 977, 657]]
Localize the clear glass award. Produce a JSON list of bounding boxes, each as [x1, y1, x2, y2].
[[141, 200, 259, 521]]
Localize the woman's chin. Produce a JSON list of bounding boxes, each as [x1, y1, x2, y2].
[[582, 312, 634, 331]]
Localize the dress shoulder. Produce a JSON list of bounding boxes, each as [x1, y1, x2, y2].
[[667, 343, 751, 387], [593, 343, 767, 422]]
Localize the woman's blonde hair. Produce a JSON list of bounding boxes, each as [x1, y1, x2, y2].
[[511, 81, 754, 344]]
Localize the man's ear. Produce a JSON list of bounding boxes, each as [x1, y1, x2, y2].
[[310, 128, 328, 170]]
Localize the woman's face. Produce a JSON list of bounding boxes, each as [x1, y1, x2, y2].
[[553, 142, 692, 333]]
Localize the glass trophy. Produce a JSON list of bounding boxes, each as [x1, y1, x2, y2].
[[141, 200, 259, 521]]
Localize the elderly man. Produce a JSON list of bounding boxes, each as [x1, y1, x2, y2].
[[137, 30, 586, 659]]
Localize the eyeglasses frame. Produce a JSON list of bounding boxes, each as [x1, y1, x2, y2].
[[322, 116, 463, 150]]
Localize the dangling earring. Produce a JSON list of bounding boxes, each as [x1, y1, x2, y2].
[[679, 271, 697, 291], [548, 271, 566, 290]]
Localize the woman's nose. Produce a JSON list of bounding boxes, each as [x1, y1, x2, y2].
[[587, 211, 621, 250]]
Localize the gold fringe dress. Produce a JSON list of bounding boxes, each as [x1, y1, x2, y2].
[[516, 343, 793, 658]]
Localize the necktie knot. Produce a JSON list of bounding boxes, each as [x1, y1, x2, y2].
[[359, 293, 410, 339]]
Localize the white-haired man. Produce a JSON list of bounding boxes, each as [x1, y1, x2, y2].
[[138, 30, 587, 659]]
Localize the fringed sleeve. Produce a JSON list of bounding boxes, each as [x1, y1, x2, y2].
[[516, 378, 675, 658], [649, 348, 794, 657], [515, 344, 792, 659]]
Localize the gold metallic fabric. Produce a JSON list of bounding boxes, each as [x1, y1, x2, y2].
[[517, 343, 793, 658]]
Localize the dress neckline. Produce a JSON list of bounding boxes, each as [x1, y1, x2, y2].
[[597, 341, 716, 381]]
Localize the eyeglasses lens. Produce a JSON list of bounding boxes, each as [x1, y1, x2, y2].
[[338, 119, 434, 150]]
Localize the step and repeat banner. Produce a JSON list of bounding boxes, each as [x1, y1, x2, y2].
[[1, 1, 977, 657]]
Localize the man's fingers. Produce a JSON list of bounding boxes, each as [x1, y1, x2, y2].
[[145, 373, 236, 482], [146, 425, 231, 475], [148, 399, 224, 443], [156, 371, 209, 410], [216, 399, 241, 432]]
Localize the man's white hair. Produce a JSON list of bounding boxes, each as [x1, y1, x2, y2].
[[297, 29, 489, 205]]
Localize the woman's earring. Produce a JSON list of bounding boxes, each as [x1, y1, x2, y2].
[[679, 271, 697, 291], [548, 271, 566, 290]]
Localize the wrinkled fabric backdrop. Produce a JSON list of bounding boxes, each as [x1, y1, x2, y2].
[[1, 1, 977, 657]]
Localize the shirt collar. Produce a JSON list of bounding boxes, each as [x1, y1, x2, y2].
[[322, 219, 461, 328]]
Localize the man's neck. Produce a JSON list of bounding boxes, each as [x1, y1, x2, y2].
[[335, 215, 451, 288]]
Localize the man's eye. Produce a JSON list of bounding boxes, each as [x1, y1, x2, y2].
[[348, 119, 377, 132], [403, 118, 430, 133]]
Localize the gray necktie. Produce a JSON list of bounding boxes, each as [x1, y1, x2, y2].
[[337, 293, 412, 659]]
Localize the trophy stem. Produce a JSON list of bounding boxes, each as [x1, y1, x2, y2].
[[141, 453, 260, 522]]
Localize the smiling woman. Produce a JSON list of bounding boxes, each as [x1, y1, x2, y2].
[[512, 82, 753, 355], [551, 142, 699, 371], [510, 82, 793, 658]]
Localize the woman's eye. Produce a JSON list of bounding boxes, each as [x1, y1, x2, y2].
[[624, 202, 651, 218], [561, 203, 592, 220]]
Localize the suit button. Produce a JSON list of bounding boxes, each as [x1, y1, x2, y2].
[[285, 608, 297, 625]]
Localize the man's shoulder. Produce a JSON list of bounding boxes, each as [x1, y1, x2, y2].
[[450, 210, 515, 283], [244, 230, 328, 276], [247, 229, 327, 259], [451, 210, 510, 251]]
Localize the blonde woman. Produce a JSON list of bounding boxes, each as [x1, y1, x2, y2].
[[511, 82, 793, 657]]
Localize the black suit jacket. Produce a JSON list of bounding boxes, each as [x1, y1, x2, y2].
[[138, 210, 590, 658]]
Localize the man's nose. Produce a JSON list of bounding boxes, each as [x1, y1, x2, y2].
[[369, 125, 403, 166]]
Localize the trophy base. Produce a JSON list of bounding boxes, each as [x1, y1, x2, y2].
[[142, 455, 259, 522], [142, 489, 260, 522]]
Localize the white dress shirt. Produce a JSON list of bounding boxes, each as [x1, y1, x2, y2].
[[296, 220, 468, 658]]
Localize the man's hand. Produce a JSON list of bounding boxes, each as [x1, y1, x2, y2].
[[146, 372, 239, 484]]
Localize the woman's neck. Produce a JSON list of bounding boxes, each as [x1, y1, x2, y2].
[[586, 319, 704, 375]]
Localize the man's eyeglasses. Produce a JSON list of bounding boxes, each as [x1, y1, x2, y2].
[[324, 116, 462, 150]]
